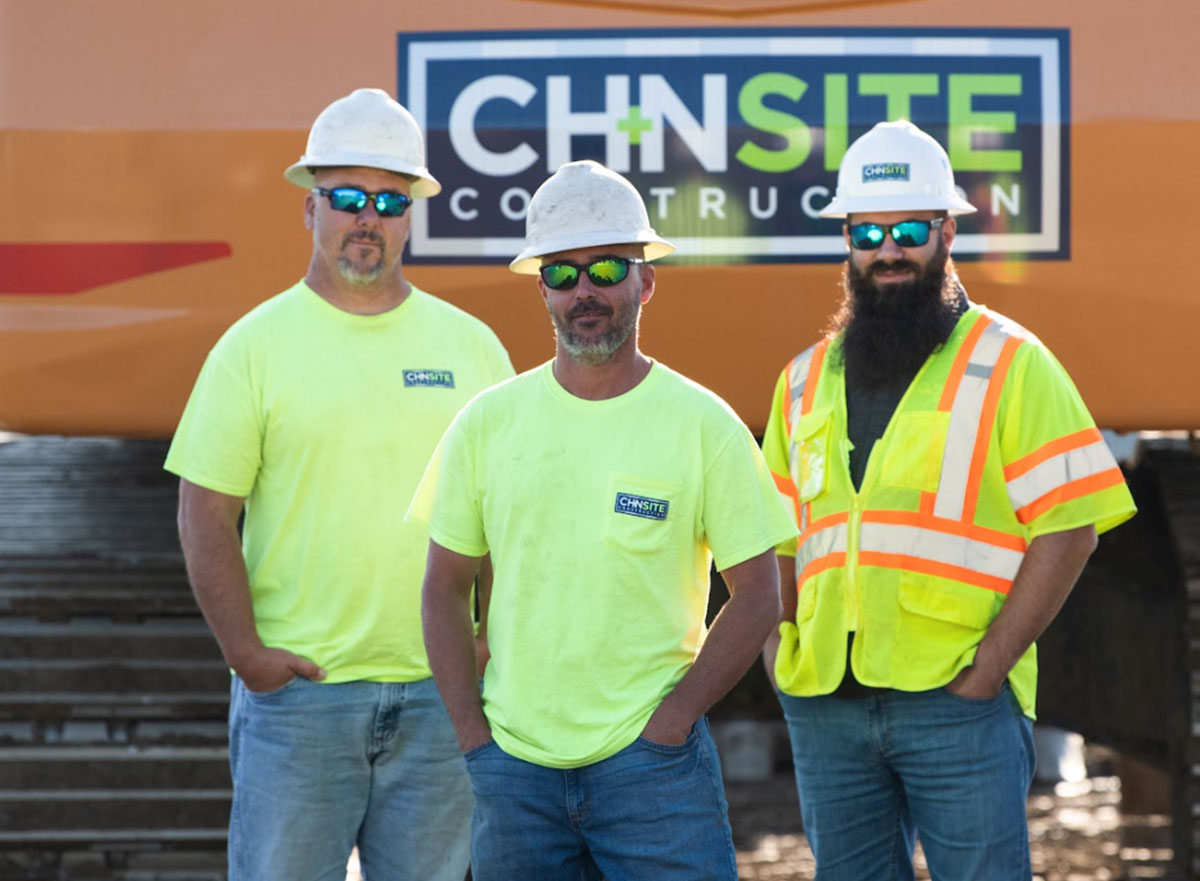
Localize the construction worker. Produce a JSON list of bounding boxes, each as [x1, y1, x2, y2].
[[415, 160, 796, 881], [164, 89, 513, 881], [762, 120, 1137, 880]]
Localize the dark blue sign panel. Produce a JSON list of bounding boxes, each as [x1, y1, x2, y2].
[[399, 28, 1069, 264]]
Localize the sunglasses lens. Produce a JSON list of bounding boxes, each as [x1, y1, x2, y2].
[[541, 264, 580, 290], [328, 188, 368, 213], [374, 192, 411, 217], [586, 259, 629, 286], [849, 224, 885, 250], [891, 221, 930, 248]]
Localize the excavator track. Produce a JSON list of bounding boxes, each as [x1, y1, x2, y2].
[[0, 437, 228, 880]]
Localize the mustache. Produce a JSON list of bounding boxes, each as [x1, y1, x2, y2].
[[342, 231, 384, 249], [567, 302, 613, 320], [867, 259, 920, 277]]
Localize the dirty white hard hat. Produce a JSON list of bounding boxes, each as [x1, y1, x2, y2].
[[284, 88, 441, 199], [820, 120, 975, 218], [509, 160, 674, 275]]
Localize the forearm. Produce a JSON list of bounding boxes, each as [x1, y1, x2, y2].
[[969, 525, 1098, 688], [178, 497, 262, 668], [652, 551, 782, 736], [422, 543, 490, 751]]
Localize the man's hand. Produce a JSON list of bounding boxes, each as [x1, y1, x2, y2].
[[945, 663, 1005, 700], [235, 646, 326, 694], [639, 703, 693, 746], [458, 718, 494, 754]]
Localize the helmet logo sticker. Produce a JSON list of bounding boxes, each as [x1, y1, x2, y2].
[[862, 163, 910, 183]]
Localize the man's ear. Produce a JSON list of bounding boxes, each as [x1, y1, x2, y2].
[[303, 192, 316, 231], [639, 264, 656, 305], [942, 215, 957, 251]]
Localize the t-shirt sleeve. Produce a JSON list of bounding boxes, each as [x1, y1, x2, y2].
[[485, 328, 516, 384], [702, 419, 799, 572], [761, 367, 800, 557], [163, 343, 262, 497], [412, 405, 489, 558], [997, 341, 1136, 538]]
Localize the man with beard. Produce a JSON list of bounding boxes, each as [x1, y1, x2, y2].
[[165, 89, 513, 881], [761, 120, 1135, 880], [416, 160, 796, 881]]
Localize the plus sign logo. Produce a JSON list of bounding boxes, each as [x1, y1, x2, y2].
[[400, 28, 1069, 264], [616, 106, 654, 145]]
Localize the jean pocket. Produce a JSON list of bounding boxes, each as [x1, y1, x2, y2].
[[242, 675, 301, 700], [463, 739, 498, 762], [941, 680, 1009, 706], [636, 722, 700, 754]]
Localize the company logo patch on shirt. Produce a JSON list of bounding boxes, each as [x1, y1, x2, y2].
[[862, 162, 910, 183], [403, 369, 455, 389], [614, 492, 670, 521]]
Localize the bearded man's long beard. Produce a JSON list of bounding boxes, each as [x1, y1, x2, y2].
[[829, 242, 964, 390]]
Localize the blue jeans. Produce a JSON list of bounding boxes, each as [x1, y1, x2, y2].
[[464, 717, 737, 881], [227, 675, 471, 881], [778, 685, 1035, 881]]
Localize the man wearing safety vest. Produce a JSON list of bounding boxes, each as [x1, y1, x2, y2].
[[762, 120, 1136, 880], [416, 160, 796, 881]]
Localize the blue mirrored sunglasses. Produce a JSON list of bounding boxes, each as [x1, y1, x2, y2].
[[313, 187, 412, 218], [848, 217, 945, 250]]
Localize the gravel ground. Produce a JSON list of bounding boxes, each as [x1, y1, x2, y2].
[[728, 773, 1178, 881]]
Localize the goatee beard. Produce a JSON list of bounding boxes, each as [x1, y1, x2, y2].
[[337, 231, 386, 285], [551, 296, 640, 366], [830, 243, 964, 390]]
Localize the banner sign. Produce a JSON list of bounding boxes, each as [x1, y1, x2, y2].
[[398, 28, 1069, 264]]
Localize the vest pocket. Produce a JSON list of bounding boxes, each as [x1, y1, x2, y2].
[[897, 571, 999, 631], [879, 411, 951, 493], [790, 408, 833, 502]]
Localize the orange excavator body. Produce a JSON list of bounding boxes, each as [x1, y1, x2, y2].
[[1, 0, 1195, 435]]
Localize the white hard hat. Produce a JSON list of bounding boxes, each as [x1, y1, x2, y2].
[[820, 120, 975, 218], [284, 88, 441, 199], [509, 160, 674, 275]]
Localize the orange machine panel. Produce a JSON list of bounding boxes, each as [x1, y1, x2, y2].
[[0, 0, 1196, 435]]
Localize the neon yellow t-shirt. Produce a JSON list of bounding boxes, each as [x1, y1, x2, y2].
[[421, 361, 796, 768], [164, 280, 513, 682]]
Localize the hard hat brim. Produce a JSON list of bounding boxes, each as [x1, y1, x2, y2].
[[509, 230, 675, 275], [819, 192, 976, 219], [284, 153, 441, 199]]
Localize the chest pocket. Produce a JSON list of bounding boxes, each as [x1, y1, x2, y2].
[[790, 408, 833, 503], [878, 411, 951, 493], [603, 473, 682, 555]]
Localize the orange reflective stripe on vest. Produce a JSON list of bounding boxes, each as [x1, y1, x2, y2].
[[796, 512, 849, 582], [1003, 427, 1126, 524]]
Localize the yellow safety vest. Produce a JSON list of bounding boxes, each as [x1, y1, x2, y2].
[[767, 305, 1131, 717]]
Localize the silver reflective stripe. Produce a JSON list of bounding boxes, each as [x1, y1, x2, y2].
[[786, 344, 820, 502], [859, 522, 1023, 582], [1006, 439, 1118, 512], [933, 321, 1011, 522], [797, 521, 848, 574], [787, 345, 817, 430]]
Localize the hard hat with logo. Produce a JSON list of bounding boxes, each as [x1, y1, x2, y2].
[[820, 120, 975, 218], [284, 88, 441, 199], [509, 160, 674, 275]]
